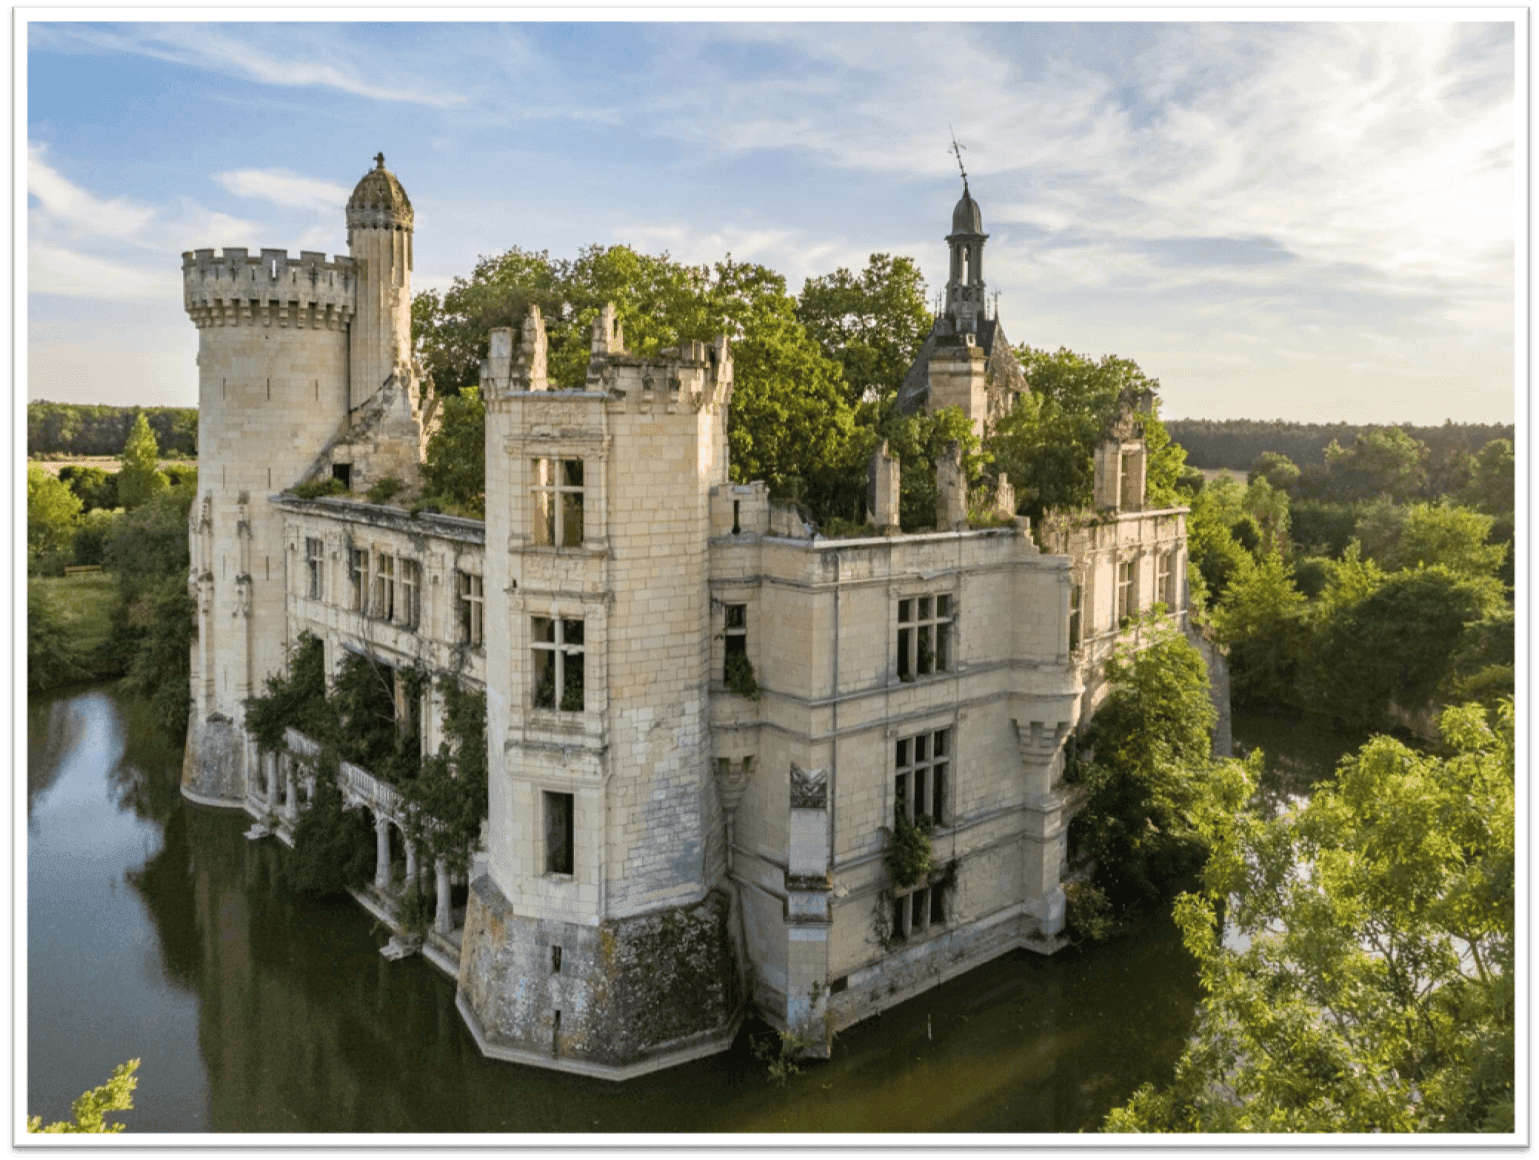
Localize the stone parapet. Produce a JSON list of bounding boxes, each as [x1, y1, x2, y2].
[[182, 247, 357, 329]]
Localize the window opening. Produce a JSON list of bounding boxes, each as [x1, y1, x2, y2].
[[373, 554, 396, 621], [1156, 553, 1173, 611], [306, 538, 324, 601], [349, 548, 368, 612], [544, 791, 575, 875], [399, 559, 421, 629], [332, 463, 351, 489], [532, 616, 585, 711], [895, 727, 948, 826], [458, 572, 483, 648], [552, 945, 563, 974], [1117, 560, 1135, 624], [897, 594, 952, 681], [1068, 583, 1082, 651], [531, 458, 585, 548]]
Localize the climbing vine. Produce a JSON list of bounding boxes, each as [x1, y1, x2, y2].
[[401, 677, 488, 877]]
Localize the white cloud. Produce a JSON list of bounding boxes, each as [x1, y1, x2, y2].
[[214, 169, 351, 214], [28, 143, 156, 238], [32, 23, 461, 107], [30, 243, 180, 300]]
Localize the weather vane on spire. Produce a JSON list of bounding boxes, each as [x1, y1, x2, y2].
[[948, 129, 969, 195]]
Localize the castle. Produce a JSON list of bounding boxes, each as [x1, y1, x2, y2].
[[181, 157, 1197, 1078]]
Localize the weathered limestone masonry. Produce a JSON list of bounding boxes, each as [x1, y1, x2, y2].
[[182, 156, 423, 806], [181, 157, 1208, 1079], [181, 245, 356, 802], [455, 304, 745, 1077]]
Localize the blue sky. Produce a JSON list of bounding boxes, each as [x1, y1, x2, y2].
[[24, 17, 1520, 423]]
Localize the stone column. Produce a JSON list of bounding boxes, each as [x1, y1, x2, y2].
[[282, 760, 299, 823], [434, 858, 453, 934], [265, 752, 278, 814], [374, 815, 391, 891], [405, 839, 418, 892]]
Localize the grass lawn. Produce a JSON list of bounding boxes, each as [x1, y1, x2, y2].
[[31, 572, 122, 679]]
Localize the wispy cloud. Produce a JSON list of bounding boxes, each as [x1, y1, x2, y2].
[[31, 22, 463, 106], [30, 242, 180, 299], [28, 142, 155, 238], [214, 169, 351, 214]]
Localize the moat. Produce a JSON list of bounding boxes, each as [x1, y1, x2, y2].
[[26, 683, 1362, 1135]]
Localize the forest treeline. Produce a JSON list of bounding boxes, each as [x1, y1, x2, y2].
[[1165, 418, 1512, 471], [29, 401, 198, 458]]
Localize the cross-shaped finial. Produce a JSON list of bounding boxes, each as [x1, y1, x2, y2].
[[948, 129, 969, 195], [374, 152, 386, 170]]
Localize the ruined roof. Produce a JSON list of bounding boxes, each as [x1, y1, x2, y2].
[[347, 153, 414, 231], [896, 317, 1028, 415], [950, 190, 984, 236]]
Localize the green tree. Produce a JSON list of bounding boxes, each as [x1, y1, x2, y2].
[[1212, 553, 1308, 708], [1108, 700, 1514, 1133], [1458, 438, 1514, 516], [1247, 450, 1301, 492], [57, 464, 118, 513], [990, 347, 1184, 520], [1069, 621, 1218, 913], [286, 752, 377, 898], [797, 253, 931, 408], [1302, 560, 1507, 730], [1322, 427, 1427, 502], [27, 579, 85, 691], [1380, 502, 1507, 578], [420, 386, 487, 517], [29, 1059, 140, 1133], [1184, 476, 1251, 605], [116, 413, 168, 510], [27, 464, 83, 559]]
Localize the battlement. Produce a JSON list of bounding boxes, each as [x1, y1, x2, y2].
[[182, 247, 357, 330]]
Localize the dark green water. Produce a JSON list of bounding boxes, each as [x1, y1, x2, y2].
[[25, 684, 1359, 1134]]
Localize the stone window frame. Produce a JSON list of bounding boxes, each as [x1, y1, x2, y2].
[[1156, 551, 1174, 612], [723, 602, 748, 679], [458, 570, 484, 649], [372, 553, 396, 622], [530, 456, 585, 549], [398, 558, 422, 631], [542, 789, 576, 878], [1067, 577, 1083, 653], [1116, 555, 1137, 625], [891, 880, 947, 942], [894, 726, 949, 829], [894, 590, 956, 683], [531, 615, 585, 713], [305, 537, 324, 601], [349, 548, 369, 613]]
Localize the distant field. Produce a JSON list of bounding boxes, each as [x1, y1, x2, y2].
[[29, 456, 192, 476]]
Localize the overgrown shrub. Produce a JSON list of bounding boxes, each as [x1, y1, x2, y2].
[[365, 476, 406, 505], [286, 752, 376, 898], [884, 811, 934, 890], [724, 649, 760, 699], [291, 477, 349, 500]]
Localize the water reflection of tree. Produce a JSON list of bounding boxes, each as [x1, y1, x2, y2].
[[103, 692, 186, 825]]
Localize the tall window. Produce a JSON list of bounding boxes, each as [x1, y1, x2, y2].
[[306, 538, 324, 601], [1156, 553, 1173, 611], [349, 548, 368, 612], [399, 559, 421, 630], [892, 882, 946, 941], [895, 728, 948, 827], [897, 594, 952, 681], [544, 791, 575, 875], [724, 603, 747, 679], [458, 572, 483, 648], [532, 617, 585, 711], [531, 458, 584, 548], [1068, 584, 1082, 652], [372, 554, 396, 621], [1117, 560, 1135, 624]]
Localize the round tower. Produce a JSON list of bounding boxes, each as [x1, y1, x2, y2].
[[180, 240, 357, 801], [346, 153, 414, 408]]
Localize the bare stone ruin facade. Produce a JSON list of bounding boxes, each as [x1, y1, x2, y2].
[[181, 158, 1202, 1078]]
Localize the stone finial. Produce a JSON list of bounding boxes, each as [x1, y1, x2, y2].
[[512, 304, 548, 392], [789, 762, 828, 810], [867, 439, 900, 530], [591, 302, 625, 358], [935, 440, 967, 530]]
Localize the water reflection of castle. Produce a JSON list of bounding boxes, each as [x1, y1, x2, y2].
[[181, 157, 1199, 1078]]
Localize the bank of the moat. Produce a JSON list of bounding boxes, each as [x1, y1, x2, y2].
[[27, 683, 1365, 1134]]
